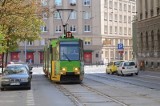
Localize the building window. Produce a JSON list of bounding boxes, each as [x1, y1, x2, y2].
[[70, 11, 77, 19], [115, 14, 117, 22], [84, 38, 91, 45], [83, 0, 91, 6], [109, 13, 113, 21], [54, 11, 61, 19], [104, 26, 108, 34], [158, 30, 160, 50], [69, 0, 76, 4], [110, 26, 112, 34], [84, 41, 91, 45], [124, 16, 127, 23], [104, 0, 107, 8], [124, 4, 127, 11], [40, 39, 45, 45], [140, 33, 143, 51], [128, 5, 131, 12], [114, 2, 118, 10], [84, 25, 91, 32], [128, 28, 131, 35], [70, 25, 76, 32], [146, 32, 149, 50], [27, 41, 33, 46], [83, 11, 91, 19], [119, 3, 122, 11], [128, 16, 131, 23], [115, 26, 117, 34], [124, 27, 127, 35], [55, 25, 62, 33], [55, 0, 62, 6], [151, 31, 154, 50], [42, 12, 48, 19], [41, 26, 47, 32], [41, 0, 47, 6], [132, 6, 136, 12], [95, 53, 99, 58], [119, 15, 122, 22], [119, 27, 122, 35], [109, 0, 113, 9]]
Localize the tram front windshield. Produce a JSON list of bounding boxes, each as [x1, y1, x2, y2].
[[60, 42, 80, 61]]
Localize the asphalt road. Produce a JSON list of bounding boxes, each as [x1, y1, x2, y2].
[[0, 65, 160, 106]]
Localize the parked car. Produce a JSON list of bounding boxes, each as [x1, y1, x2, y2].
[[106, 60, 124, 74], [7, 62, 33, 78], [117, 61, 138, 76], [0, 65, 32, 91]]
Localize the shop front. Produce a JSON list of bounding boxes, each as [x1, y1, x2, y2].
[[84, 50, 92, 65], [26, 51, 34, 64], [10, 52, 20, 61]]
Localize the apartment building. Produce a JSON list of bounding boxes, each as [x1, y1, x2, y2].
[[102, 0, 136, 64], [135, 0, 160, 71], [4, 0, 136, 65]]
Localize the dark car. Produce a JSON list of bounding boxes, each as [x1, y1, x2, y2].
[[0, 65, 32, 91], [7, 63, 33, 78]]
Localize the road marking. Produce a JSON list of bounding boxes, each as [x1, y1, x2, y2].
[[0, 100, 15, 103], [26, 90, 35, 106], [143, 75, 160, 79]]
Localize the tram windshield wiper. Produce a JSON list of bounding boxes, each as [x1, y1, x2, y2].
[[63, 53, 71, 61]]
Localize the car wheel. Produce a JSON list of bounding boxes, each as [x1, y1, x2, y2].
[[1, 88, 5, 91], [106, 70, 109, 74], [27, 86, 31, 90], [135, 72, 138, 75]]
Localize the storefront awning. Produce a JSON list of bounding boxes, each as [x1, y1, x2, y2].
[[23, 50, 35, 53], [84, 50, 93, 52], [38, 50, 44, 52], [10, 50, 21, 53]]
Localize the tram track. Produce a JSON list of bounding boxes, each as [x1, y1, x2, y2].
[[87, 73, 160, 90], [84, 74, 160, 103], [80, 83, 129, 106], [54, 82, 130, 106]]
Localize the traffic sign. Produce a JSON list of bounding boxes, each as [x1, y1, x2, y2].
[[118, 43, 124, 50]]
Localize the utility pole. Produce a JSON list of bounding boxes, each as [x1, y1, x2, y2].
[[24, 41, 27, 62]]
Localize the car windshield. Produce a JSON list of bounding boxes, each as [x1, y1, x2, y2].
[[114, 61, 123, 66], [124, 62, 135, 66], [3, 66, 27, 75]]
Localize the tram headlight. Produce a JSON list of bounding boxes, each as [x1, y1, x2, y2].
[[74, 67, 80, 74], [60, 67, 67, 75], [62, 67, 66, 71], [74, 67, 79, 71]]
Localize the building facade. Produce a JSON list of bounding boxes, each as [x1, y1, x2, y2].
[[4, 0, 136, 65], [135, 0, 160, 71], [101, 0, 136, 64]]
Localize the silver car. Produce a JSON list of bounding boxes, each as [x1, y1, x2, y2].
[[117, 61, 138, 76]]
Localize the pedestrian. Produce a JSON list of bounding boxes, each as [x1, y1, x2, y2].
[[140, 61, 145, 71], [29, 58, 32, 65]]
